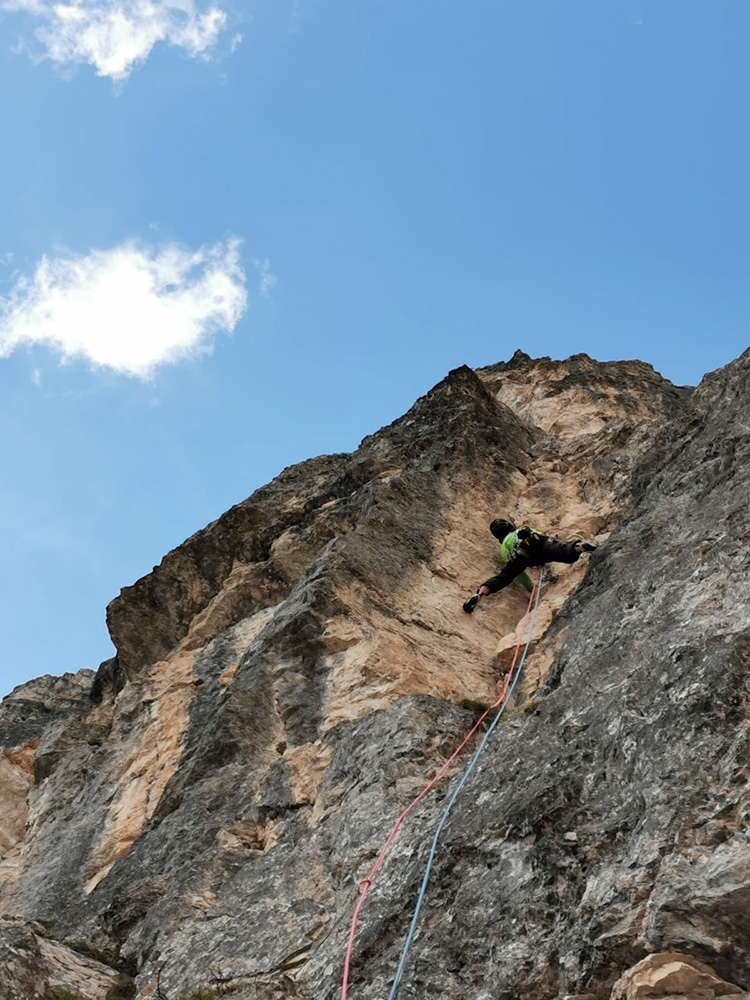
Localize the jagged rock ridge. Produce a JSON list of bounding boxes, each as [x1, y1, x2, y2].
[[1, 349, 749, 1000]]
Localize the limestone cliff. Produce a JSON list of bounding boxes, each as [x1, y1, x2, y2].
[[1, 350, 749, 1000]]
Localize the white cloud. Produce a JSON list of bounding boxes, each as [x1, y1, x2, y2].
[[252, 257, 276, 297], [0, 238, 248, 379], [1, 0, 229, 80]]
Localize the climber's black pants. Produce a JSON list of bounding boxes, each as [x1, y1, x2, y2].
[[481, 540, 581, 594]]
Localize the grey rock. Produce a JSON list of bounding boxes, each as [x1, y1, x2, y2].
[[2, 351, 750, 1000], [0, 919, 49, 1000]]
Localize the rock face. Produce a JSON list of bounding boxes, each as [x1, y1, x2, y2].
[[611, 952, 746, 1000], [0, 917, 121, 1000], [1, 350, 750, 1000]]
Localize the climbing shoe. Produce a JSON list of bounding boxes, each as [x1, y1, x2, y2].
[[580, 542, 597, 552], [463, 594, 479, 614]]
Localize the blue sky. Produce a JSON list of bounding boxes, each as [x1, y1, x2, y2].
[[1, 0, 748, 697]]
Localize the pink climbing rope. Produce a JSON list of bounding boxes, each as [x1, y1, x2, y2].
[[339, 581, 538, 999]]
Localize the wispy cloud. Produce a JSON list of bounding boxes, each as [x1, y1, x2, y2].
[[0, 238, 248, 379], [253, 257, 276, 297], [1, 0, 230, 80], [288, 0, 302, 35]]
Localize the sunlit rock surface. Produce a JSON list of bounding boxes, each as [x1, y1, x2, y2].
[[611, 952, 746, 1000], [1, 350, 749, 1000]]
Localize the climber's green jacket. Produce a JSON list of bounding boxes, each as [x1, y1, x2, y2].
[[498, 530, 535, 591], [498, 528, 541, 562]]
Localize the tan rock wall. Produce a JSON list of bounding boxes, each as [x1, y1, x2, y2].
[[0, 353, 701, 1000], [0, 743, 37, 909], [84, 646, 197, 893], [0, 744, 36, 856]]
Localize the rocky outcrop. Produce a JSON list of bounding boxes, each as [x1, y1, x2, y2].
[[0, 920, 49, 1000], [611, 953, 746, 1000], [0, 918, 121, 1000], [1, 349, 749, 1000]]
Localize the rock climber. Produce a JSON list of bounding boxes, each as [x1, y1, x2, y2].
[[462, 519, 596, 613]]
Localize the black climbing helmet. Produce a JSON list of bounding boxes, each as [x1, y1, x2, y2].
[[490, 518, 516, 540]]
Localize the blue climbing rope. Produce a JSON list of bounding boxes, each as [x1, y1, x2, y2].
[[386, 569, 545, 999]]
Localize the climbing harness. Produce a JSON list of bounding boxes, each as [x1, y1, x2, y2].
[[339, 571, 543, 1000], [386, 568, 543, 999]]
